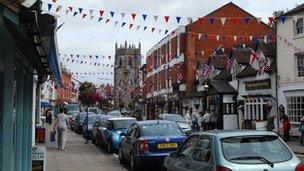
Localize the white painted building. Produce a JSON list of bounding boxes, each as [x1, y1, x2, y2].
[[277, 4, 304, 125]]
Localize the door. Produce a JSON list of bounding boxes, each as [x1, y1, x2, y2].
[[189, 136, 214, 171], [172, 135, 200, 171], [122, 124, 134, 159]]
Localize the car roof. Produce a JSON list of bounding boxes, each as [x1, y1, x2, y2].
[[136, 120, 177, 125], [159, 113, 181, 116], [109, 110, 121, 113], [107, 117, 136, 121], [192, 130, 278, 139]]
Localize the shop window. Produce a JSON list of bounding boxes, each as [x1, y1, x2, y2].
[[223, 103, 235, 114], [244, 97, 270, 121], [287, 96, 304, 123], [297, 54, 304, 77], [295, 18, 303, 35]]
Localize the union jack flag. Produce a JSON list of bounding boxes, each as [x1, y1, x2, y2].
[[259, 62, 271, 74], [250, 48, 259, 64], [226, 58, 234, 71], [203, 63, 213, 78]]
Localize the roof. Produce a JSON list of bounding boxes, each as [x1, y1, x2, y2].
[[208, 81, 236, 94], [107, 117, 136, 121], [187, 91, 203, 98], [136, 120, 177, 125], [236, 66, 257, 78], [284, 3, 304, 16], [213, 70, 232, 81], [210, 54, 228, 69], [232, 48, 251, 65], [159, 114, 181, 116], [259, 43, 276, 58], [192, 130, 277, 139]]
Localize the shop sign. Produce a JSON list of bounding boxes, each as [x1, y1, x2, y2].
[[32, 146, 46, 171], [245, 79, 271, 90]]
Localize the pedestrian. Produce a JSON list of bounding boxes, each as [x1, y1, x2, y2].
[[300, 116, 304, 146], [53, 108, 70, 151], [202, 111, 211, 131], [190, 108, 198, 132], [266, 116, 275, 132], [184, 108, 191, 126], [192, 109, 200, 132], [281, 114, 290, 142], [210, 112, 218, 130]]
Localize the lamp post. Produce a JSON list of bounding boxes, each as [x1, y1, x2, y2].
[[203, 83, 209, 113]]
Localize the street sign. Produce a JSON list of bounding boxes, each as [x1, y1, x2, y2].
[[32, 146, 46, 171]]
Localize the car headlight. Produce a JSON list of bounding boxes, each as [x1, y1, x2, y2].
[[113, 134, 120, 141]]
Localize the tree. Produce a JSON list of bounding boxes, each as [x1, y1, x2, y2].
[[78, 81, 99, 108]]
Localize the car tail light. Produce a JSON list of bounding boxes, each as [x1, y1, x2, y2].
[[296, 161, 304, 171], [216, 166, 232, 171], [138, 139, 149, 154]]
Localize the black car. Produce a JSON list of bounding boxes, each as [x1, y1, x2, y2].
[[119, 120, 186, 171], [74, 112, 95, 134], [91, 114, 111, 144], [82, 114, 101, 140]]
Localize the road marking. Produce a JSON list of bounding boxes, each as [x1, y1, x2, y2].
[[113, 154, 119, 158]]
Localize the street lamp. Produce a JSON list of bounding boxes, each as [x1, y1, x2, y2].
[[203, 82, 209, 113]]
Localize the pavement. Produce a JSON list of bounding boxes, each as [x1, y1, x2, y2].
[[44, 123, 127, 171]]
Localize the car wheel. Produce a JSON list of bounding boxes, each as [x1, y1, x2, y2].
[[118, 148, 125, 163], [107, 141, 112, 153], [130, 153, 140, 171], [92, 137, 96, 145]]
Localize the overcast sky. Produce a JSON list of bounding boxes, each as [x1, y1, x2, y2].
[[42, 0, 303, 86]]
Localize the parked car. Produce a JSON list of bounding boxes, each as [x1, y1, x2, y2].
[[91, 114, 111, 144], [82, 114, 101, 140], [101, 117, 136, 153], [163, 130, 304, 171], [119, 120, 187, 171], [74, 112, 95, 134], [158, 114, 192, 135], [67, 111, 79, 131], [107, 110, 123, 117]]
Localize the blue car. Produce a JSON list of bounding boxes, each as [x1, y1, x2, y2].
[[82, 114, 102, 140], [100, 117, 136, 153], [119, 120, 187, 171]]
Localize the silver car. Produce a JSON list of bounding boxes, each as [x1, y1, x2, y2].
[[158, 114, 192, 135], [163, 130, 303, 171]]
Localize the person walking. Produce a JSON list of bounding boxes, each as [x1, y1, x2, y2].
[[266, 116, 275, 132], [53, 108, 70, 151], [300, 116, 304, 146], [281, 114, 290, 142], [184, 108, 191, 126], [190, 108, 198, 132], [202, 111, 211, 131]]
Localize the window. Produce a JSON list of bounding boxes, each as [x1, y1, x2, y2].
[[179, 135, 200, 158], [287, 96, 304, 123], [296, 18, 303, 35], [193, 137, 212, 162], [244, 97, 271, 121], [297, 54, 304, 77], [223, 103, 236, 114]]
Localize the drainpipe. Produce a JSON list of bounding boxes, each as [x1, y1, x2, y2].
[[275, 74, 279, 135], [237, 78, 240, 129]]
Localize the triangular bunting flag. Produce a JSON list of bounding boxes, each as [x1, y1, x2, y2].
[[52, 0, 57, 3], [216, 35, 220, 41], [106, 19, 110, 23], [201, 51, 205, 56], [249, 36, 253, 42], [198, 34, 202, 39], [165, 30, 169, 34], [90, 16, 94, 20], [264, 36, 268, 43], [232, 18, 238, 24], [89, 9, 94, 16], [65, 9, 69, 15], [110, 11, 115, 18], [244, 17, 250, 24], [220, 17, 226, 25], [129, 24, 133, 29], [176, 16, 181, 24], [120, 12, 125, 19], [82, 14, 87, 19], [153, 15, 158, 22], [142, 14, 147, 21], [256, 17, 261, 23], [73, 12, 78, 17], [187, 17, 192, 24], [209, 17, 215, 24], [233, 36, 237, 42], [78, 8, 83, 14], [121, 22, 126, 27], [56, 5, 62, 12], [47, 4, 52, 11], [268, 17, 274, 24], [136, 25, 141, 30], [108, 56, 111, 59], [131, 13, 136, 20], [68, 6, 73, 12], [143, 26, 147, 31], [164, 16, 170, 23], [114, 21, 119, 26], [98, 17, 103, 22], [158, 29, 162, 34], [99, 10, 104, 17], [151, 28, 155, 33], [280, 16, 286, 24]]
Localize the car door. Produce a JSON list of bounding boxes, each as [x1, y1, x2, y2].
[[122, 124, 135, 160], [171, 135, 200, 171], [188, 136, 214, 171], [92, 118, 100, 138], [102, 120, 112, 145]]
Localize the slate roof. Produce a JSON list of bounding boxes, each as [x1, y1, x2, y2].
[[208, 82, 236, 94], [232, 48, 251, 65], [210, 54, 228, 69], [213, 70, 232, 81], [236, 66, 258, 78], [284, 3, 304, 16], [187, 91, 203, 98], [259, 43, 276, 58]]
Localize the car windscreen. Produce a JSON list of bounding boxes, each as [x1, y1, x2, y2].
[[164, 115, 185, 122], [113, 120, 135, 130], [88, 116, 99, 124], [221, 135, 292, 164], [79, 112, 95, 122], [109, 111, 122, 117], [141, 123, 183, 137]]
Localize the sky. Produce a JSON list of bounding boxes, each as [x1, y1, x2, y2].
[[42, 0, 303, 86]]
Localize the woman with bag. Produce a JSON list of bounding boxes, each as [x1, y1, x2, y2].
[[53, 108, 70, 151], [300, 116, 304, 146]]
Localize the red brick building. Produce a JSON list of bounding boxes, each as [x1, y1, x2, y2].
[[143, 2, 273, 119], [56, 67, 77, 103]]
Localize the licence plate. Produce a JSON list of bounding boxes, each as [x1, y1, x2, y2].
[[157, 143, 178, 149]]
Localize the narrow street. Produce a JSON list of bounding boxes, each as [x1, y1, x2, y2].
[[46, 125, 127, 171]]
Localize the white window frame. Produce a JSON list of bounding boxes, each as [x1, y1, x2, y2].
[[287, 96, 304, 123], [295, 18, 303, 35], [297, 54, 304, 77], [244, 97, 270, 121]]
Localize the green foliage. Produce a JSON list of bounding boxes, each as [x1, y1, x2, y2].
[[78, 81, 96, 107]]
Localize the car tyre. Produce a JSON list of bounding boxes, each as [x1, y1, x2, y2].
[[118, 148, 125, 163], [107, 141, 112, 154], [130, 153, 140, 171]]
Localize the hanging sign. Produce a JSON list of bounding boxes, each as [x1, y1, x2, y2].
[[32, 146, 46, 171], [245, 79, 271, 90]]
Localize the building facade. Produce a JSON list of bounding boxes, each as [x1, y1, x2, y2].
[[277, 4, 304, 125], [114, 42, 142, 109], [143, 2, 273, 119], [55, 66, 77, 104]]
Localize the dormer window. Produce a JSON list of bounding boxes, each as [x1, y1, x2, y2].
[[296, 18, 303, 35]]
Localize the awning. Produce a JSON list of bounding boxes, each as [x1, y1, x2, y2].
[[48, 38, 62, 85], [41, 101, 52, 108], [207, 82, 237, 95]]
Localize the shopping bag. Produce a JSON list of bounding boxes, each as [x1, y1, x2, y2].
[[50, 131, 56, 142]]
